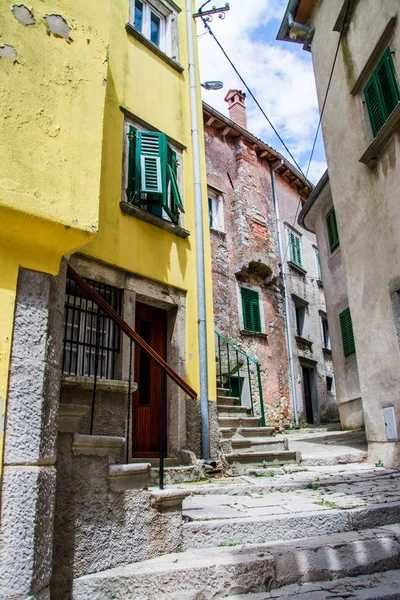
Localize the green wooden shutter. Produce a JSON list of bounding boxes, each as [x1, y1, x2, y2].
[[126, 125, 137, 204], [339, 307, 355, 357], [365, 74, 386, 136], [364, 48, 400, 137], [165, 145, 184, 223], [315, 250, 322, 279], [288, 231, 302, 267], [135, 131, 167, 205], [326, 207, 339, 252], [241, 288, 262, 333], [377, 48, 400, 120]]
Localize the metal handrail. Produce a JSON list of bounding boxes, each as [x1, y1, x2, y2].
[[215, 330, 266, 426], [67, 265, 198, 489]]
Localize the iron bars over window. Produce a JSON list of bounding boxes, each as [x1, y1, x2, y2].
[[62, 274, 122, 380]]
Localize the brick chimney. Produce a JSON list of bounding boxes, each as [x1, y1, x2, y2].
[[224, 89, 247, 129]]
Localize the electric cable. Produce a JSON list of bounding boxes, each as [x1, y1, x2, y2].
[[199, 10, 306, 178]]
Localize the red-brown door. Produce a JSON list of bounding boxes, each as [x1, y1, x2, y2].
[[132, 302, 167, 457]]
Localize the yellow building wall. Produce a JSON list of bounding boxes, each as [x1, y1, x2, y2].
[[0, 0, 112, 468], [81, 0, 216, 398]]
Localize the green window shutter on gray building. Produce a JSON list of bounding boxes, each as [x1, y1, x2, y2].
[[326, 207, 339, 252], [241, 288, 262, 333], [364, 48, 400, 137], [288, 231, 302, 267], [339, 307, 355, 357]]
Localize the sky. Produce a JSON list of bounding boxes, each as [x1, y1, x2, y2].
[[196, 0, 327, 184]]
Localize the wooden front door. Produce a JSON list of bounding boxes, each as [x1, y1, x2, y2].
[[132, 302, 167, 457]]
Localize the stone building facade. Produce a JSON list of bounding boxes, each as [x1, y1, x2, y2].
[[204, 92, 338, 429], [278, 0, 400, 465]]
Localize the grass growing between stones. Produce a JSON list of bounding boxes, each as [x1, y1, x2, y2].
[[216, 541, 241, 547], [315, 498, 340, 509]]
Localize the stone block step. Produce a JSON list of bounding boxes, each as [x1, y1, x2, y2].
[[182, 500, 400, 551], [217, 405, 251, 418], [220, 427, 237, 439], [73, 525, 400, 600], [230, 437, 287, 453], [218, 417, 261, 429], [216, 387, 230, 397], [217, 395, 241, 406], [150, 465, 202, 486], [130, 457, 179, 467], [224, 568, 400, 600], [237, 427, 275, 437], [225, 450, 299, 466]]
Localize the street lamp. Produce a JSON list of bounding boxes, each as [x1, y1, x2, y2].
[[201, 81, 223, 90]]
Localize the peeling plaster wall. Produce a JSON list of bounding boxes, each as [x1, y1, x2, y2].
[[0, 0, 111, 474]]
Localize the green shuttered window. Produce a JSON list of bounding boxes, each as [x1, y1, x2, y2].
[[126, 125, 184, 224], [339, 307, 355, 357], [288, 230, 302, 268], [326, 207, 339, 253], [241, 288, 262, 333], [364, 48, 400, 137]]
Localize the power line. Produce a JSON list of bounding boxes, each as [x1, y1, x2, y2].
[[305, 0, 351, 178], [199, 15, 306, 178]]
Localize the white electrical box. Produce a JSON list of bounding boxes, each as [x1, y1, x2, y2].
[[383, 406, 398, 441]]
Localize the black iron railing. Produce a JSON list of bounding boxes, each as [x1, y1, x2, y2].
[[65, 265, 197, 489]]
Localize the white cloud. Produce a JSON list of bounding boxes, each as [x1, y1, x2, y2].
[[197, 0, 326, 181], [304, 159, 327, 184]]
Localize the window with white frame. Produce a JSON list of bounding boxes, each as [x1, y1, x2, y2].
[[293, 296, 309, 339], [130, 0, 179, 59], [124, 120, 184, 225], [315, 248, 322, 280], [208, 189, 224, 232]]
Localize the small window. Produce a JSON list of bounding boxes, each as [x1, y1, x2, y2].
[[125, 124, 184, 224], [295, 304, 306, 337], [339, 307, 355, 357], [315, 249, 322, 280], [208, 190, 224, 232], [326, 376, 334, 392], [133, 0, 166, 51], [321, 315, 330, 349], [364, 48, 400, 137], [326, 207, 339, 253], [241, 288, 262, 333], [62, 275, 122, 380], [288, 230, 303, 268]]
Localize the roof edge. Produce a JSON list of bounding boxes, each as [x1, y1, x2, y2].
[[298, 169, 329, 232]]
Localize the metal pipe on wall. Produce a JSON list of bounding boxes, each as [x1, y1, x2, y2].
[[186, 0, 210, 459], [270, 160, 299, 428]]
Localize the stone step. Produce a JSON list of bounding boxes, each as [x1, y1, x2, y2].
[[216, 387, 230, 397], [217, 405, 252, 418], [217, 395, 241, 406], [72, 525, 400, 600], [220, 427, 237, 439], [150, 465, 202, 486], [218, 417, 261, 429], [237, 427, 275, 437], [225, 450, 299, 467], [224, 568, 400, 600], [230, 437, 287, 453], [130, 457, 179, 467], [182, 498, 400, 551]]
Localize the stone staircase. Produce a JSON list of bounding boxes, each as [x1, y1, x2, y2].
[[71, 465, 400, 599], [217, 387, 300, 472]]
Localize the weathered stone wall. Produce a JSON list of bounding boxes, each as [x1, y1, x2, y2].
[[205, 126, 290, 428], [0, 264, 66, 599]]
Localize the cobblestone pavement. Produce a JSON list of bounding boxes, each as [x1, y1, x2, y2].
[[182, 465, 400, 521]]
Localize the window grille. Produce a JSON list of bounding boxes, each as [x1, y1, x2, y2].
[[62, 274, 122, 379]]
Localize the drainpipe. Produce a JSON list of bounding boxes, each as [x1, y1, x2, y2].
[[271, 160, 299, 428], [287, 11, 315, 52], [186, 0, 210, 459]]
